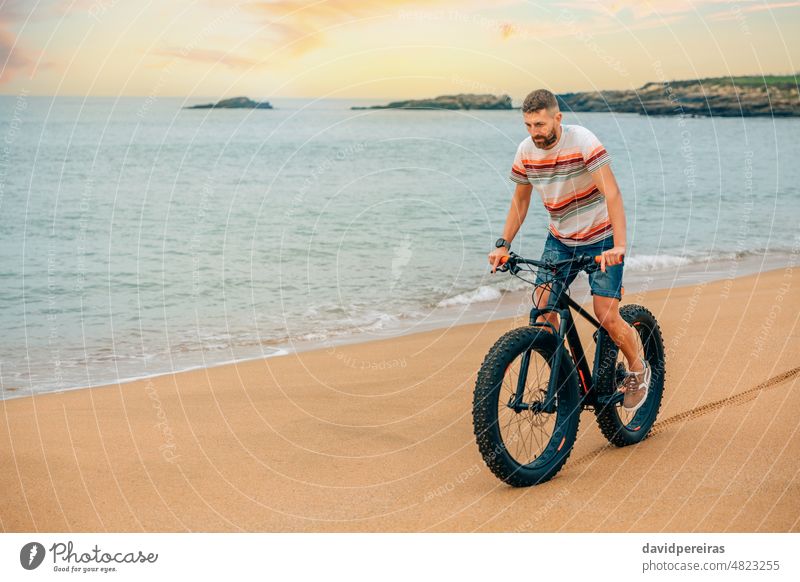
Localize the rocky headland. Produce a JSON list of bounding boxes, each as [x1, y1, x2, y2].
[[556, 75, 798, 117], [185, 96, 273, 110], [351, 93, 513, 110]]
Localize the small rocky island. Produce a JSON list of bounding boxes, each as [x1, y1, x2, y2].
[[557, 75, 798, 117], [352, 93, 513, 110], [184, 96, 273, 110]]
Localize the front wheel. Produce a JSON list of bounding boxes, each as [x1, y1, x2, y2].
[[594, 304, 666, 446], [473, 327, 581, 487]]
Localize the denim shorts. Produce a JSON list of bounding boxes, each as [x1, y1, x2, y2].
[[534, 232, 624, 301]]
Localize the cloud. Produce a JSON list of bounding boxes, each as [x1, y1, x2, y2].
[[0, 27, 32, 83], [493, 1, 688, 43], [526, 0, 796, 41], [0, 1, 35, 83], [708, 0, 800, 20], [165, 0, 705, 70], [153, 47, 266, 69], [553, 0, 800, 23], [0, 0, 66, 84], [151, 0, 482, 70], [243, 0, 455, 56]]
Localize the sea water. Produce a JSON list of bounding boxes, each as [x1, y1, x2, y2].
[[1, 95, 798, 397]]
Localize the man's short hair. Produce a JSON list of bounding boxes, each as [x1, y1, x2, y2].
[[522, 89, 559, 114]]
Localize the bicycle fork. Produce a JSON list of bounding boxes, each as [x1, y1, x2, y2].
[[509, 292, 610, 413], [508, 306, 571, 415]]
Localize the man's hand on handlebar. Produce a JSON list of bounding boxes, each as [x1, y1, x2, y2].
[[488, 246, 509, 274], [599, 245, 625, 272]]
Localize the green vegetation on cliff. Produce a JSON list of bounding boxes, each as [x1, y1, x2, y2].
[[557, 74, 799, 117]]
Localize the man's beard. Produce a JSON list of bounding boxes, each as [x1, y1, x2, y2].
[[534, 129, 557, 147]]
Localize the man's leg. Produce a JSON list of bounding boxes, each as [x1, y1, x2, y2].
[[533, 284, 559, 332], [592, 295, 644, 373]]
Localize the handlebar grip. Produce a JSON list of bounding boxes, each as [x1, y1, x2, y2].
[[499, 255, 510, 265]]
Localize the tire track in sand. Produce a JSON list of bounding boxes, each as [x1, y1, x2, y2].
[[570, 365, 800, 468]]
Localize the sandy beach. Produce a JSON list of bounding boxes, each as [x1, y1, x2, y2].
[[1, 266, 798, 533]]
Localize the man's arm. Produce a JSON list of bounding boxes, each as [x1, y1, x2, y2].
[[590, 164, 627, 272], [489, 182, 532, 272]]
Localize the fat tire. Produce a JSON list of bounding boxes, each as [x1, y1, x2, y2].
[[473, 327, 581, 487], [594, 304, 666, 447]]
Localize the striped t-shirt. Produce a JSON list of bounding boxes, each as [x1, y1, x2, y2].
[[510, 124, 613, 247]]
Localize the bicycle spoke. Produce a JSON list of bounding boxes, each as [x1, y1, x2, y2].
[[496, 346, 556, 465]]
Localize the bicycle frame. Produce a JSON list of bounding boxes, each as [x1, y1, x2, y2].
[[505, 257, 625, 414]]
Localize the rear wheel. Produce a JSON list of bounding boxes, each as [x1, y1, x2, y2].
[[594, 304, 665, 446], [473, 327, 581, 487]]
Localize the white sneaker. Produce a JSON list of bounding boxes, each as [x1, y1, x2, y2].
[[621, 358, 651, 413]]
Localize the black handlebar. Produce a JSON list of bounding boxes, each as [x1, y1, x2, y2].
[[496, 251, 601, 274]]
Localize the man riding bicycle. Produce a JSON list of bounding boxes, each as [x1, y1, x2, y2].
[[488, 88, 651, 413]]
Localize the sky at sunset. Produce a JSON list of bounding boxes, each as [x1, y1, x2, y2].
[[1, 0, 798, 100]]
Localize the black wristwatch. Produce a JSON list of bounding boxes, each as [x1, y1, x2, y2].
[[495, 237, 510, 250]]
